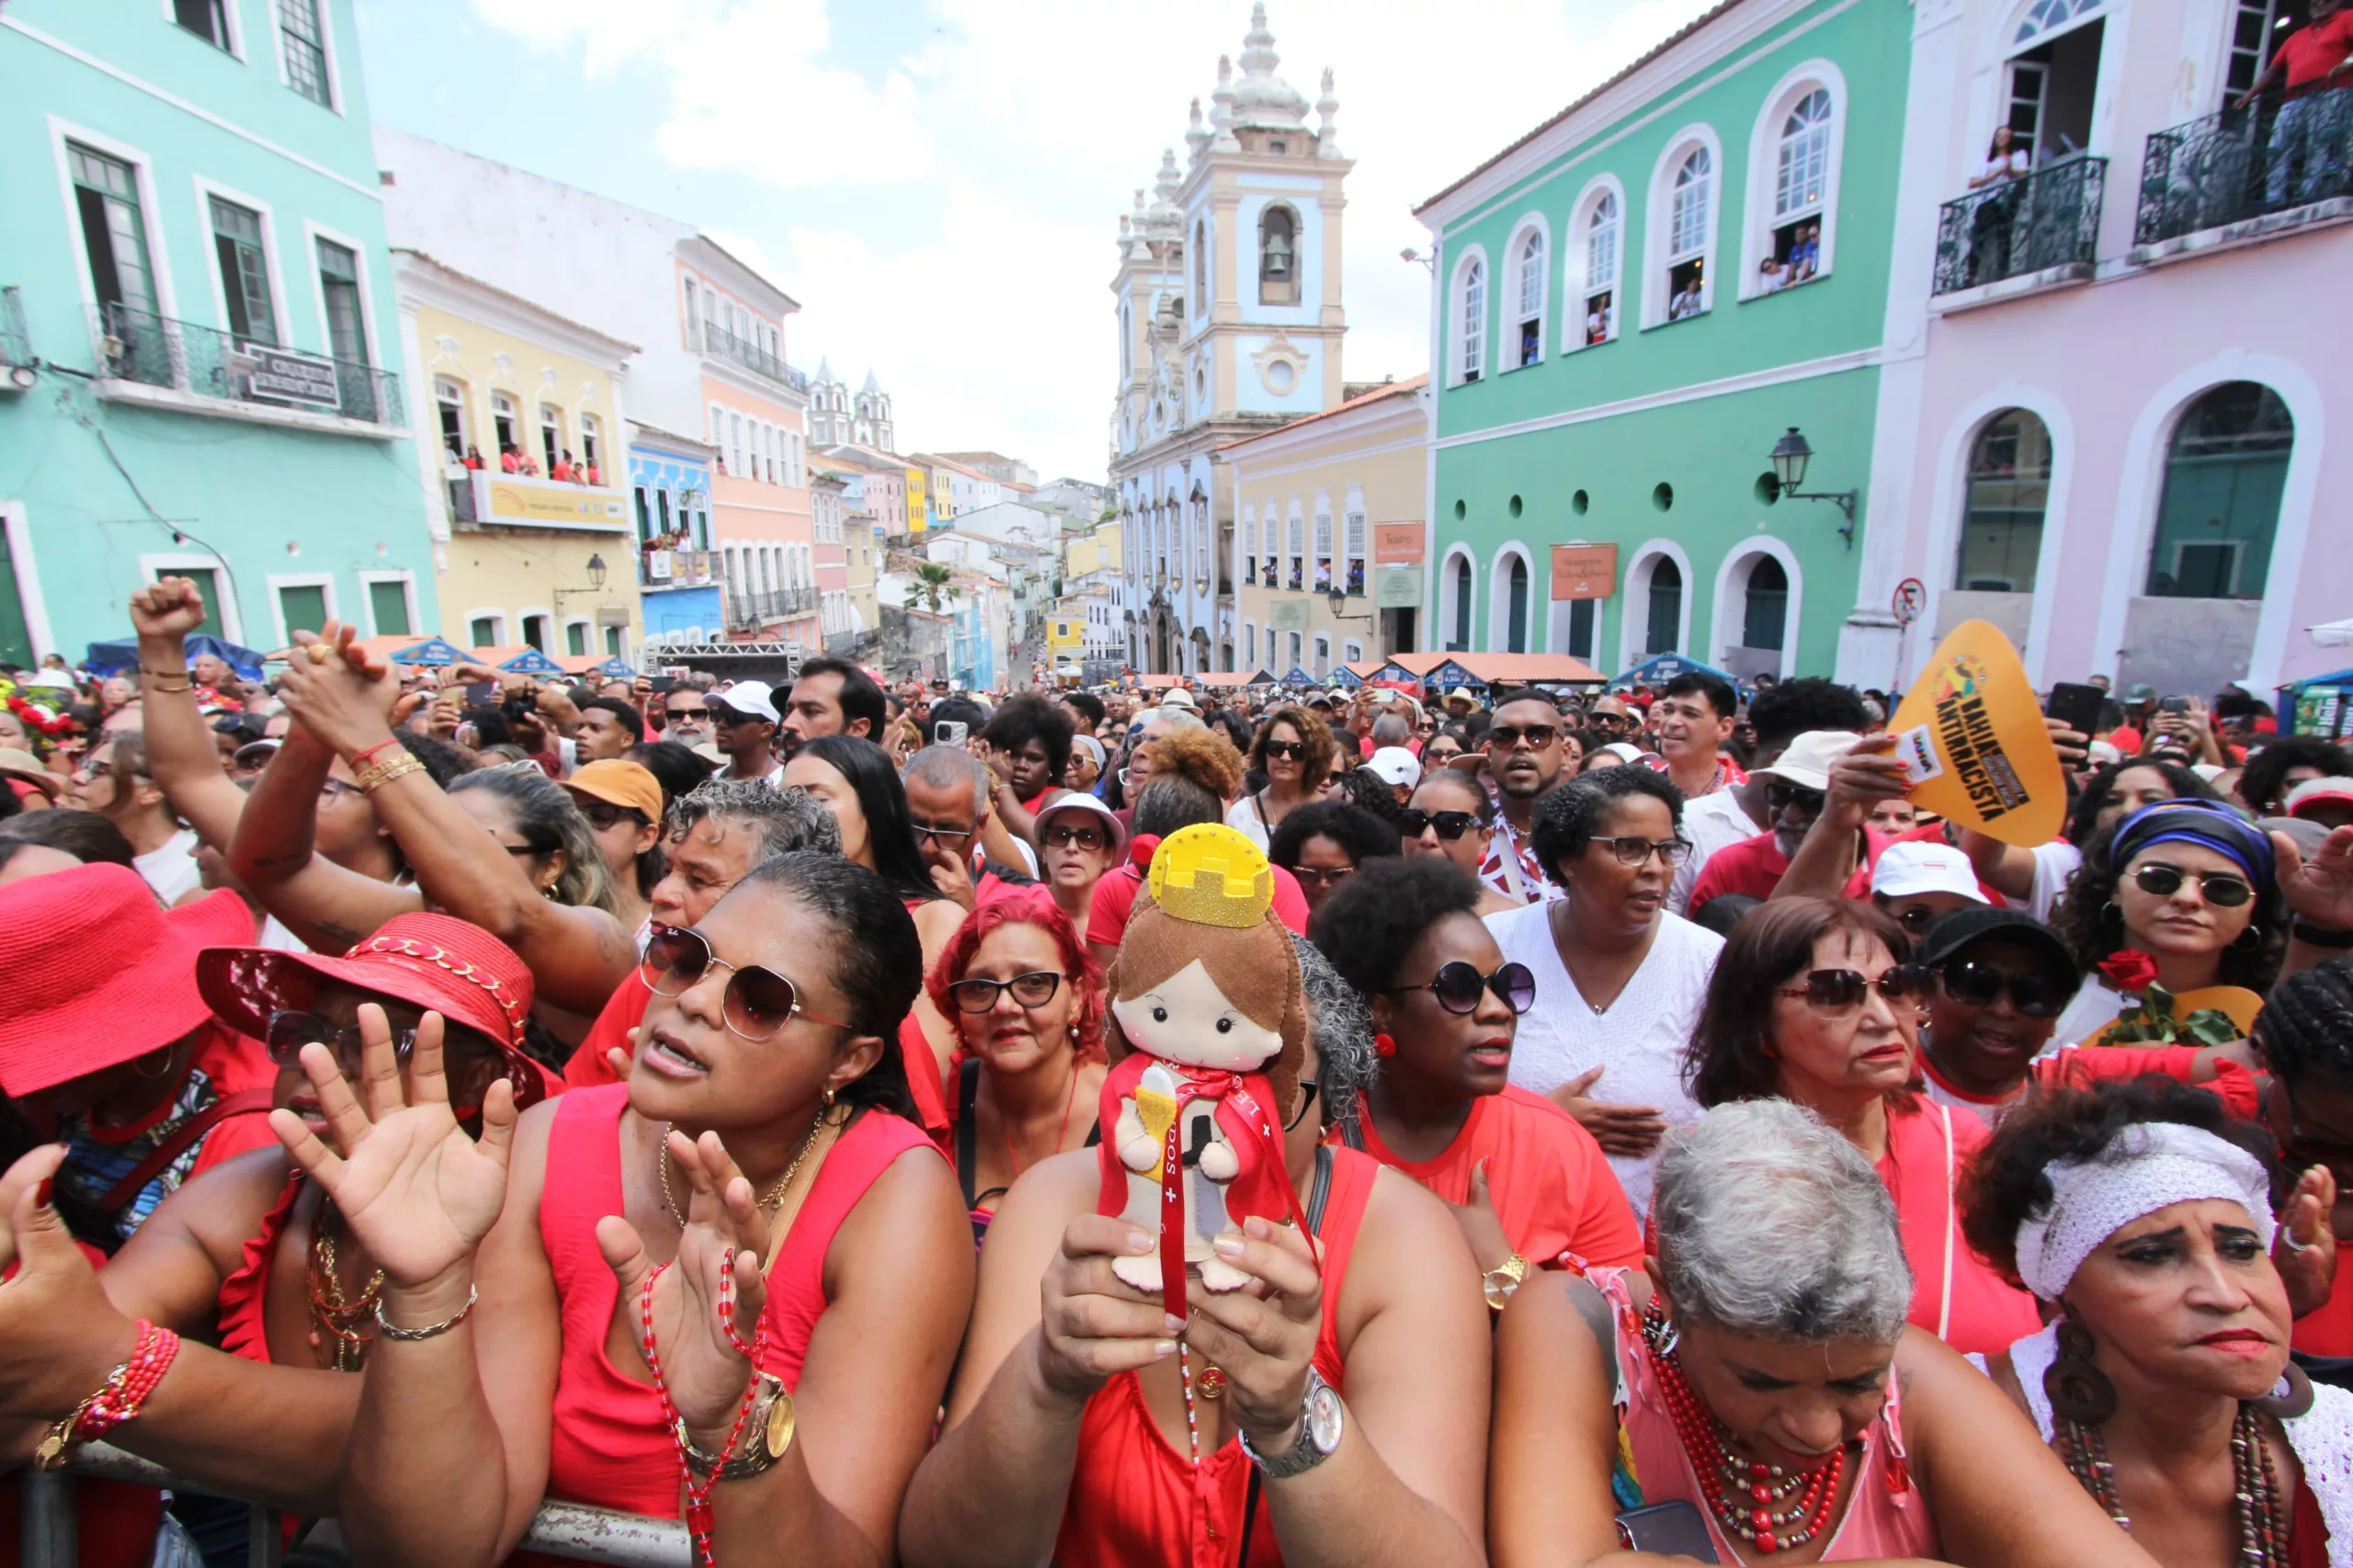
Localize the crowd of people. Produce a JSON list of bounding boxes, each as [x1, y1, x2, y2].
[[4, 575, 2353, 1567]]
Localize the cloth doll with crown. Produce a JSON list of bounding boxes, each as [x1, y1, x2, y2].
[[1097, 823, 1310, 1316]]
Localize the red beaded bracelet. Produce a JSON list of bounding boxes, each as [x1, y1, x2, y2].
[[350, 737, 404, 770], [34, 1320, 180, 1469]]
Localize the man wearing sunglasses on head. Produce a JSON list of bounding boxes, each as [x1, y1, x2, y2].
[[1914, 906, 2257, 1129], [1477, 695, 1574, 905]]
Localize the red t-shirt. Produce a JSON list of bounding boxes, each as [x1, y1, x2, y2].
[[1690, 827, 1894, 915], [2281, 10, 2353, 88], [1349, 1085, 1643, 1271], [1086, 862, 1310, 948]]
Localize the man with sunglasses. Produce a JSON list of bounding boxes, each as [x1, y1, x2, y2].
[[1668, 676, 1872, 915], [707, 680, 785, 786], [657, 688, 713, 748], [1915, 907, 2257, 1128], [902, 744, 1038, 912], [1478, 695, 1574, 905], [1686, 730, 1876, 920]]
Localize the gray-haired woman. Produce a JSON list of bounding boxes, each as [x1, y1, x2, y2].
[[1489, 1099, 2160, 1566]]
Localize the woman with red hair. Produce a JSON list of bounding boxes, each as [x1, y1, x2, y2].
[[927, 885, 1108, 1242]]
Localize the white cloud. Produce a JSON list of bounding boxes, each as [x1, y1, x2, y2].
[[463, 0, 1717, 480]]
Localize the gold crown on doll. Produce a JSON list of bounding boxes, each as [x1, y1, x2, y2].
[[1148, 824, 1273, 929]]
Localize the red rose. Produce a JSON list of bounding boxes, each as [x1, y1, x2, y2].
[[2099, 949, 2160, 993]]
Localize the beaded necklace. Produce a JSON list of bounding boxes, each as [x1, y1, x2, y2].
[[1642, 1303, 1849, 1556], [2055, 1403, 2291, 1566]]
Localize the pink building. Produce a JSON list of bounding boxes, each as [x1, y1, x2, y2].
[[1864, 0, 2348, 699]]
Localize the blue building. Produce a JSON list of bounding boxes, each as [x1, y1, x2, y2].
[[0, 0, 438, 665], [628, 425, 722, 648]]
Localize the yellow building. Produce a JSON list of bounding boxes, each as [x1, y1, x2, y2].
[[904, 467, 929, 535], [1222, 375, 1427, 679], [393, 249, 645, 659]]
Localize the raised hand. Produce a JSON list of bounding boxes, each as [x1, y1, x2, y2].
[[267, 1006, 517, 1290], [1032, 1215, 1177, 1404], [597, 1130, 772, 1442], [0, 1144, 65, 1281], [128, 577, 209, 643], [0, 1158, 143, 1417], [274, 621, 402, 758], [1184, 1214, 1323, 1452], [2276, 1165, 2338, 1320], [2276, 825, 2353, 933]]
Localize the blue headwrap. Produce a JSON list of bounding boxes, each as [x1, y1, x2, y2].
[[2108, 800, 2275, 901]]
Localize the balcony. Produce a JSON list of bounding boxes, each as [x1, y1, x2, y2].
[[1932, 157, 2107, 297], [723, 585, 816, 630], [91, 301, 404, 433], [446, 470, 629, 532], [0, 288, 28, 392], [2134, 87, 2353, 257], [640, 546, 722, 591], [700, 323, 806, 392]]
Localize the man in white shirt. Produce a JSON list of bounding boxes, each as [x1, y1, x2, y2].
[[1669, 677, 1871, 915]]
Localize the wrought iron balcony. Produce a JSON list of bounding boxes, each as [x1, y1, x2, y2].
[[639, 546, 720, 590], [0, 287, 28, 373], [1932, 156, 2107, 295], [700, 322, 802, 390], [92, 301, 403, 424], [2136, 87, 2353, 247]]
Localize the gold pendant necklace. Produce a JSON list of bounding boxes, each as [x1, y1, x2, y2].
[[659, 1107, 828, 1222]]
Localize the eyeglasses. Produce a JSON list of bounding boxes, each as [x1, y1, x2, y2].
[[1388, 960, 1536, 1016], [1290, 864, 1357, 888], [1765, 781, 1828, 816], [1938, 959, 2072, 1018], [1262, 739, 1307, 761], [639, 924, 850, 1040], [578, 800, 648, 833], [1777, 964, 1933, 1013], [1486, 724, 1559, 749], [1286, 1078, 1321, 1131], [1040, 822, 1108, 850], [318, 778, 361, 804], [2131, 861, 2253, 908], [1589, 835, 1692, 868], [1586, 712, 1630, 732], [912, 822, 974, 846], [664, 707, 709, 723], [74, 760, 114, 782], [267, 1009, 415, 1068], [1424, 744, 1462, 763], [946, 970, 1066, 1013], [1398, 809, 1481, 841]]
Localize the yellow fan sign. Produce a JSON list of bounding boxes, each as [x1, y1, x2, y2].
[[1887, 620, 2067, 848]]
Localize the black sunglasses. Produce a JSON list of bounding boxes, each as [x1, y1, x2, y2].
[[1389, 960, 1536, 1016], [267, 1008, 415, 1068], [639, 924, 850, 1040], [912, 822, 974, 846], [1778, 964, 1933, 1013], [1938, 958, 2072, 1018], [2131, 861, 2253, 908], [578, 800, 649, 833], [946, 971, 1065, 1014], [1398, 809, 1480, 841], [1766, 780, 1828, 815], [1040, 822, 1108, 850], [1262, 739, 1307, 761], [1486, 724, 1558, 749], [663, 707, 708, 722]]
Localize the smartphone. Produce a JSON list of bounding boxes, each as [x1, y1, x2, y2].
[[934, 720, 969, 745], [2044, 681, 2106, 738], [2158, 695, 2190, 715], [648, 676, 678, 695], [465, 681, 496, 708], [1614, 1502, 1722, 1562]]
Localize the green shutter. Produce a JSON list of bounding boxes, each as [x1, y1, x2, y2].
[[278, 585, 327, 639], [565, 621, 586, 656], [368, 580, 411, 636]]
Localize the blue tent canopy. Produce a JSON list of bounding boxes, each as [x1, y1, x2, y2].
[[1280, 666, 1315, 687], [584, 655, 634, 679], [1327, 665, 1363, 687], [83, 632, 268, 682], [390, 636, 468, 665], [1608, 653, 1738, 690], [497, 647, 565, 676], [1426, 659, 1482, 691]]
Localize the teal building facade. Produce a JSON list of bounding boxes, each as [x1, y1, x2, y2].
[[0, 0, 437, 665], [1414, 0, 1915, 681]]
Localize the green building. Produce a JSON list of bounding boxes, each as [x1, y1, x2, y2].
[[0, 0, 436, 665], [1414, 0, 1914, 681]]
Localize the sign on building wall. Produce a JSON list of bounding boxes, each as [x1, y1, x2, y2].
[[1269, 599, 1310, 632], [1551, 544, 1619, 600], [485, 482, 629, 527], [1375, 567, 1422, 608], [1374, 524, 1425, 565], [238, 346, 341, 411]]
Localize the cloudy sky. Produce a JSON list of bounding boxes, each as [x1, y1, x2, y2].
[[353, 0, 1715, 482]]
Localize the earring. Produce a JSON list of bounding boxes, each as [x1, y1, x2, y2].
[[823, 1085, 837, 1108], [1373, 1032, 1397, 1058], [2044, 1313, 2119, 1426], [2232, 925, 2263, 952], [2253, 1360, 2316, 1419], [2101, 900, 2123, 924], [132, 1048, 175, 1081]]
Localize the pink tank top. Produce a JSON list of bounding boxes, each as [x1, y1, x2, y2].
[[1595, 1267, 1941, 1562], [536, 1085, 940, 1519]]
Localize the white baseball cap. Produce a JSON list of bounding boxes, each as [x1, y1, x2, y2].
[[1365, 746, 1423, 789], [1870, 840, 1988, 903], [1758, 730, 1862, 793], [2286, 776, 2353, 820], [710, 680, 779, 723]]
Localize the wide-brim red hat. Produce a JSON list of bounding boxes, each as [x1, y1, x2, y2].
[[196, 913, 547, 1108], [0, 864, 256, 1096]]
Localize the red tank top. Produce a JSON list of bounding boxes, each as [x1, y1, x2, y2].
[[216, 1172, 304, 1365], [537, 1085, 941, 1519], [1051, 1145, 1377, 1568]]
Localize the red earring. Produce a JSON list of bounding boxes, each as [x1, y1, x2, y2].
[[1374, 1032, 1397, 1058]]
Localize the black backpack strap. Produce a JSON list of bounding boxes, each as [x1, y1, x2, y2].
[[954, 1058, 982, 1211]]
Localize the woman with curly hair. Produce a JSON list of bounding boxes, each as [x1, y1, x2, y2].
[[928, 887, 1108, 1242], [1226, 704, 1336, 851], [1961, 1077, 2352, 1562], [1137, 719, 1245, 805], [1965, 756, 2222, 920], [1267, 799, 1400, 917], [2048, 800, 2289, 1047]]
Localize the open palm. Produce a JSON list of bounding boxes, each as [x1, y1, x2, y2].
[[267, 1006, 517, 1289], [2277, 825, 2353, 933]]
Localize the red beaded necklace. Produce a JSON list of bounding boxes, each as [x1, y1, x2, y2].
[[1643, 1304, 1849, 1556]]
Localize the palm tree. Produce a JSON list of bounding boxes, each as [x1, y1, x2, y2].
[[904, 561, 961, 614]]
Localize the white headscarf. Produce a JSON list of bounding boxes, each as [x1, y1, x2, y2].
[[2013, 1121, 2275, 1301]]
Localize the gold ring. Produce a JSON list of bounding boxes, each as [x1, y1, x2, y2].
[[306, 643, 329, 665]]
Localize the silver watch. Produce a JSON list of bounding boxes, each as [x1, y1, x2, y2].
[[1239, 1367, 1344, 1479]]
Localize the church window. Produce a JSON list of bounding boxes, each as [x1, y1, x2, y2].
[[1258, 205, 1299, 305]]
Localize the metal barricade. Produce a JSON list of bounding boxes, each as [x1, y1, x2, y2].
[[18, 1444, 690, 1567]]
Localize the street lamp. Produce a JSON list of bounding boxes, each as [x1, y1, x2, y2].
[[1768, 426, 1858, 549], [1399, 247, 1436, 274], [553, 552, 610, 608]]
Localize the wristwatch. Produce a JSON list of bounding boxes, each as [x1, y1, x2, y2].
[[677, 1373, 796, 1480], [1483, 1252, 1531, 1312], [1239, 1367, 1344, 1480]]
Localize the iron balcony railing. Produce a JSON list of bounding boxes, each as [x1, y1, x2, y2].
[[0, 286, 28, 369], [1932, 156, 2108, 294], [93, 301, 404, 424], [2136, 85, 2353, 246], [724, 585, 816, 628], [699, 322, 805, 391]]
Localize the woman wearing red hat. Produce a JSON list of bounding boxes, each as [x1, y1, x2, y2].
[[275, 852, 970, 1565], [0, 911, 543, 1531]]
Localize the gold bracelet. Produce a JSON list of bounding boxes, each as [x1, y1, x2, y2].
[[141, 668, 193, 692], [355, 754, 424, 794]]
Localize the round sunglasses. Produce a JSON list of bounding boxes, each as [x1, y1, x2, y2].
[[1777, 963, 1933, 1013], [1398, 808, 1481, 841], [2131, 861, 2253, 908], [1388, 960, 1537, 1016], [947, 970, 1067, 1013], [267, 1008, 415, 1068], [1937, 959, 2072, 1018], [639, 924, 850, 1040]]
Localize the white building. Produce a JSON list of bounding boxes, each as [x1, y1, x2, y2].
[[807, 359, 895, 449]]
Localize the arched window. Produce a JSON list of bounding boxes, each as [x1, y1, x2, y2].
[[2146, 382, 2291, 598], [1447, 554, 1473, 652], [1506, 554, 1530, 653], [1777, 92, 1833, 222], [1258, 205, 1298, 305], [1513, 226, 1546, 368], [1581, 192, 1620, 347], [1646, 558, 1683, 654], [1956, 409, 2052, 591], [1194, 219, 1208, 305], [434, 376, 470, 462], [1458, 256, 1486, 383], [1742, 556, 1789, 651], [1666, 149, 1713, 319]]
